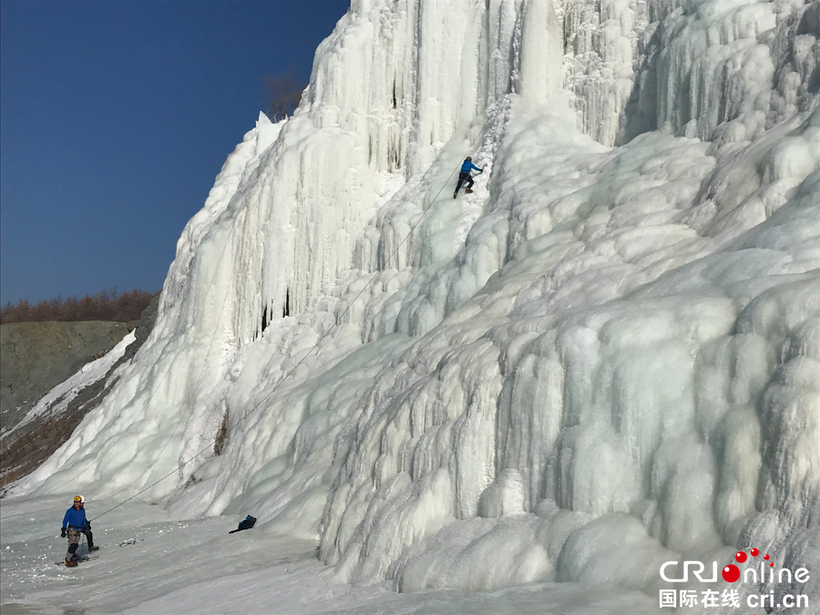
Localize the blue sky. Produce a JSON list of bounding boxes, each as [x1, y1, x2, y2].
[[1, 0, 350, 305]]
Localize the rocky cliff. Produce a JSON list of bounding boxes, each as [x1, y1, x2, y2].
[[1, 321, 134, 432], [1, 297, 158, 487]]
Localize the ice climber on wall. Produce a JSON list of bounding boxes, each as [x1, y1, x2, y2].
[[61, 495, 97, 566], [453, 157, 483, 198]]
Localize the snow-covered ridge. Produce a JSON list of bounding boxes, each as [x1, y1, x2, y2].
[[10, 0, 820, 607]]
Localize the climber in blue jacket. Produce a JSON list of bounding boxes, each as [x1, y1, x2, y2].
[[60, 495, 97, 566], [453, 157, 483, 198]]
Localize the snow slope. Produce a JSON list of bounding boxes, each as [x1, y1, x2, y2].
[[4, 0, 819, 612], [0, 496, 659, 614]]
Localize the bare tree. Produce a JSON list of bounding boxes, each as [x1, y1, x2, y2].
[[1, 289, 154, 324], [264, 72, 306, 121]]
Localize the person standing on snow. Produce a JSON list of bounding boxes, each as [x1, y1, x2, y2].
[[60, 495, 97, 566], [77, 495, 98, 553], [453, 157, 483, 198]]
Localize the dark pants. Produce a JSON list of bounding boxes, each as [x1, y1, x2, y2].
[[65, 528, 80, 562], [65, 526, 93, 561], [454, 172, 474, 194]]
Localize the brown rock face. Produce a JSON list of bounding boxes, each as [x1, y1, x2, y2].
[[1, 321, 134, 431], [0, 321, 133, 488], [1, 297, 159, 489]]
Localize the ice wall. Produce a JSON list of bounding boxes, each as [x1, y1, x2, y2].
[[11, 0, 820, 608], [318, 101, 820, 597], [566, 0, 820, 145]]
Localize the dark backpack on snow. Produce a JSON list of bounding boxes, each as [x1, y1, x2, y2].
[[229, 515, 257, 534]]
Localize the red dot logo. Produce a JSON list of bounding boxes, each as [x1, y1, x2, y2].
[[736, 551, 747, 563], [764, 554, 770, 560], [751, 548, 759, 556], [723, 564, 740, 583]]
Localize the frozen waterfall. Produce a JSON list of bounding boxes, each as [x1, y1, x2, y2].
[[10, 0, 820, 609]]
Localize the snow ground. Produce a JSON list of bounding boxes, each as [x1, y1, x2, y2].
[[0, 495, 654, 614]]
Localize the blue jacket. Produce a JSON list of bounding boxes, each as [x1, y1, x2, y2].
[[461, 160, 482, 174], [62, 506, 88, 529]]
